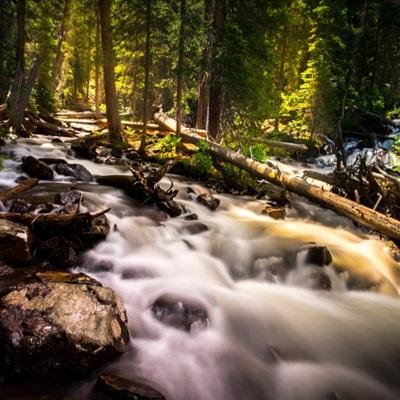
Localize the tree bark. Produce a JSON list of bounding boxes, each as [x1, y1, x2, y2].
[[139, 0, 152, 155], [98, 0, 123, 146], [195, 0, 213, 130], [176, 0, 186, 137], [7, 0, 26, 133], [52, 0, 71, 92], [154, 112, 400, 242], [207, 0, 227, 141], [94, 9, 102, 119]]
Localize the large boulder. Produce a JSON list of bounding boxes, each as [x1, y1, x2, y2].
[[21, 156, 54, 180], [0, 279, 129, 378]]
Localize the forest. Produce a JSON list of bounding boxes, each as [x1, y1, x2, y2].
[[1, 1, 400, 399]]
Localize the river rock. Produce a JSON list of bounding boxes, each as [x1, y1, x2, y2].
[[0, 220, 32, 264], [151, 294, 209, 332], [21, 156, 54, 180], [36, 236, 77, 268], [55, 162, 93, 182], [302, 245, 332, 266], [96, 373, 166, 400], [0, 280, 129, 378], [0, 262, 15, 278], [181, 222, 209, 235], [8, 198, 32, 213], [55, 189, 82, 206], [196, 194, 220, 211], [261, 206, 285, 220]]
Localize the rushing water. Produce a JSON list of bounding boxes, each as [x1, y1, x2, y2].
[[1, 135, 400, 400]]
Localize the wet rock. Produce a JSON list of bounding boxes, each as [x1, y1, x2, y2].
[[0, 281, 129, 378], [8, 198, 32, 213], [55, 162, 92, 182], [196, 193, 220, 211], [55, 190, 82, 206], [71, 139, 95, 159], [0, 220, 32, 264], [36, 236, 77, 268], [181, 222, 209, 235], [302, 245, 333, 266], [51, 138, 63, 144], [14, 176, 28, 184], [21, 156, 54, 180], [307, 269, 332, 290], [151, 294, 209, 332], [183, 213, 198, 221], [262, 206, 285, 220], [96, 373, 166, 400], [121, 269, 154, 280], [0, 262, 15, 278]]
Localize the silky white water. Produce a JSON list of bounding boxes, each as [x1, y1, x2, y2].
[[1, 135, 400, 400]]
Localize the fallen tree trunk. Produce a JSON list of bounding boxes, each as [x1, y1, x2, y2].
[[249, 138, 308, 153], [26, 113, 75, 137], [0, 178, 38, 202], [155, 112, 400, 241]]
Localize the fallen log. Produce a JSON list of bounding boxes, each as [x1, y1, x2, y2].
[[0, 178, 39, 202], [249, 138, 308, 153], [155, 112, 400, 241], [26, 113, 76, 137]]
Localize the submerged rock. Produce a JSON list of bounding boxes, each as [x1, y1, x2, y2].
[[307, 269, 332, 290], [151, 294, 209, 332], [0, 220, 32, 264], [196, 193, 220, 211], [21, 156, 54, 180], [0, 280, 129, 378], [96, 373, 166, 400]]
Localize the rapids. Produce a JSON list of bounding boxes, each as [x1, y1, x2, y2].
[[1, 135, 400, 400]]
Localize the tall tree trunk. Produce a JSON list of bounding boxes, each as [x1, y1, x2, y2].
[[207, 0, 227, 141], [139, 0, 151, 155], [176, 0, 186, 137], [52, 0, 71, 92], [274, 24, 288, 132], [98, 0, 123, 146], [7, 0, 26, 133], [196, 0, 213, 130], [94, 9, 101, 119]]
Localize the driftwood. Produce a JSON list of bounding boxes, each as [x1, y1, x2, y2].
[[0, 178, 38, 202], [97, 161, 181, 217], [155, 112, 400, 241]]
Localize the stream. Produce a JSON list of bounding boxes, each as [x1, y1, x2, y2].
[[1, 134, 400, 400]]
